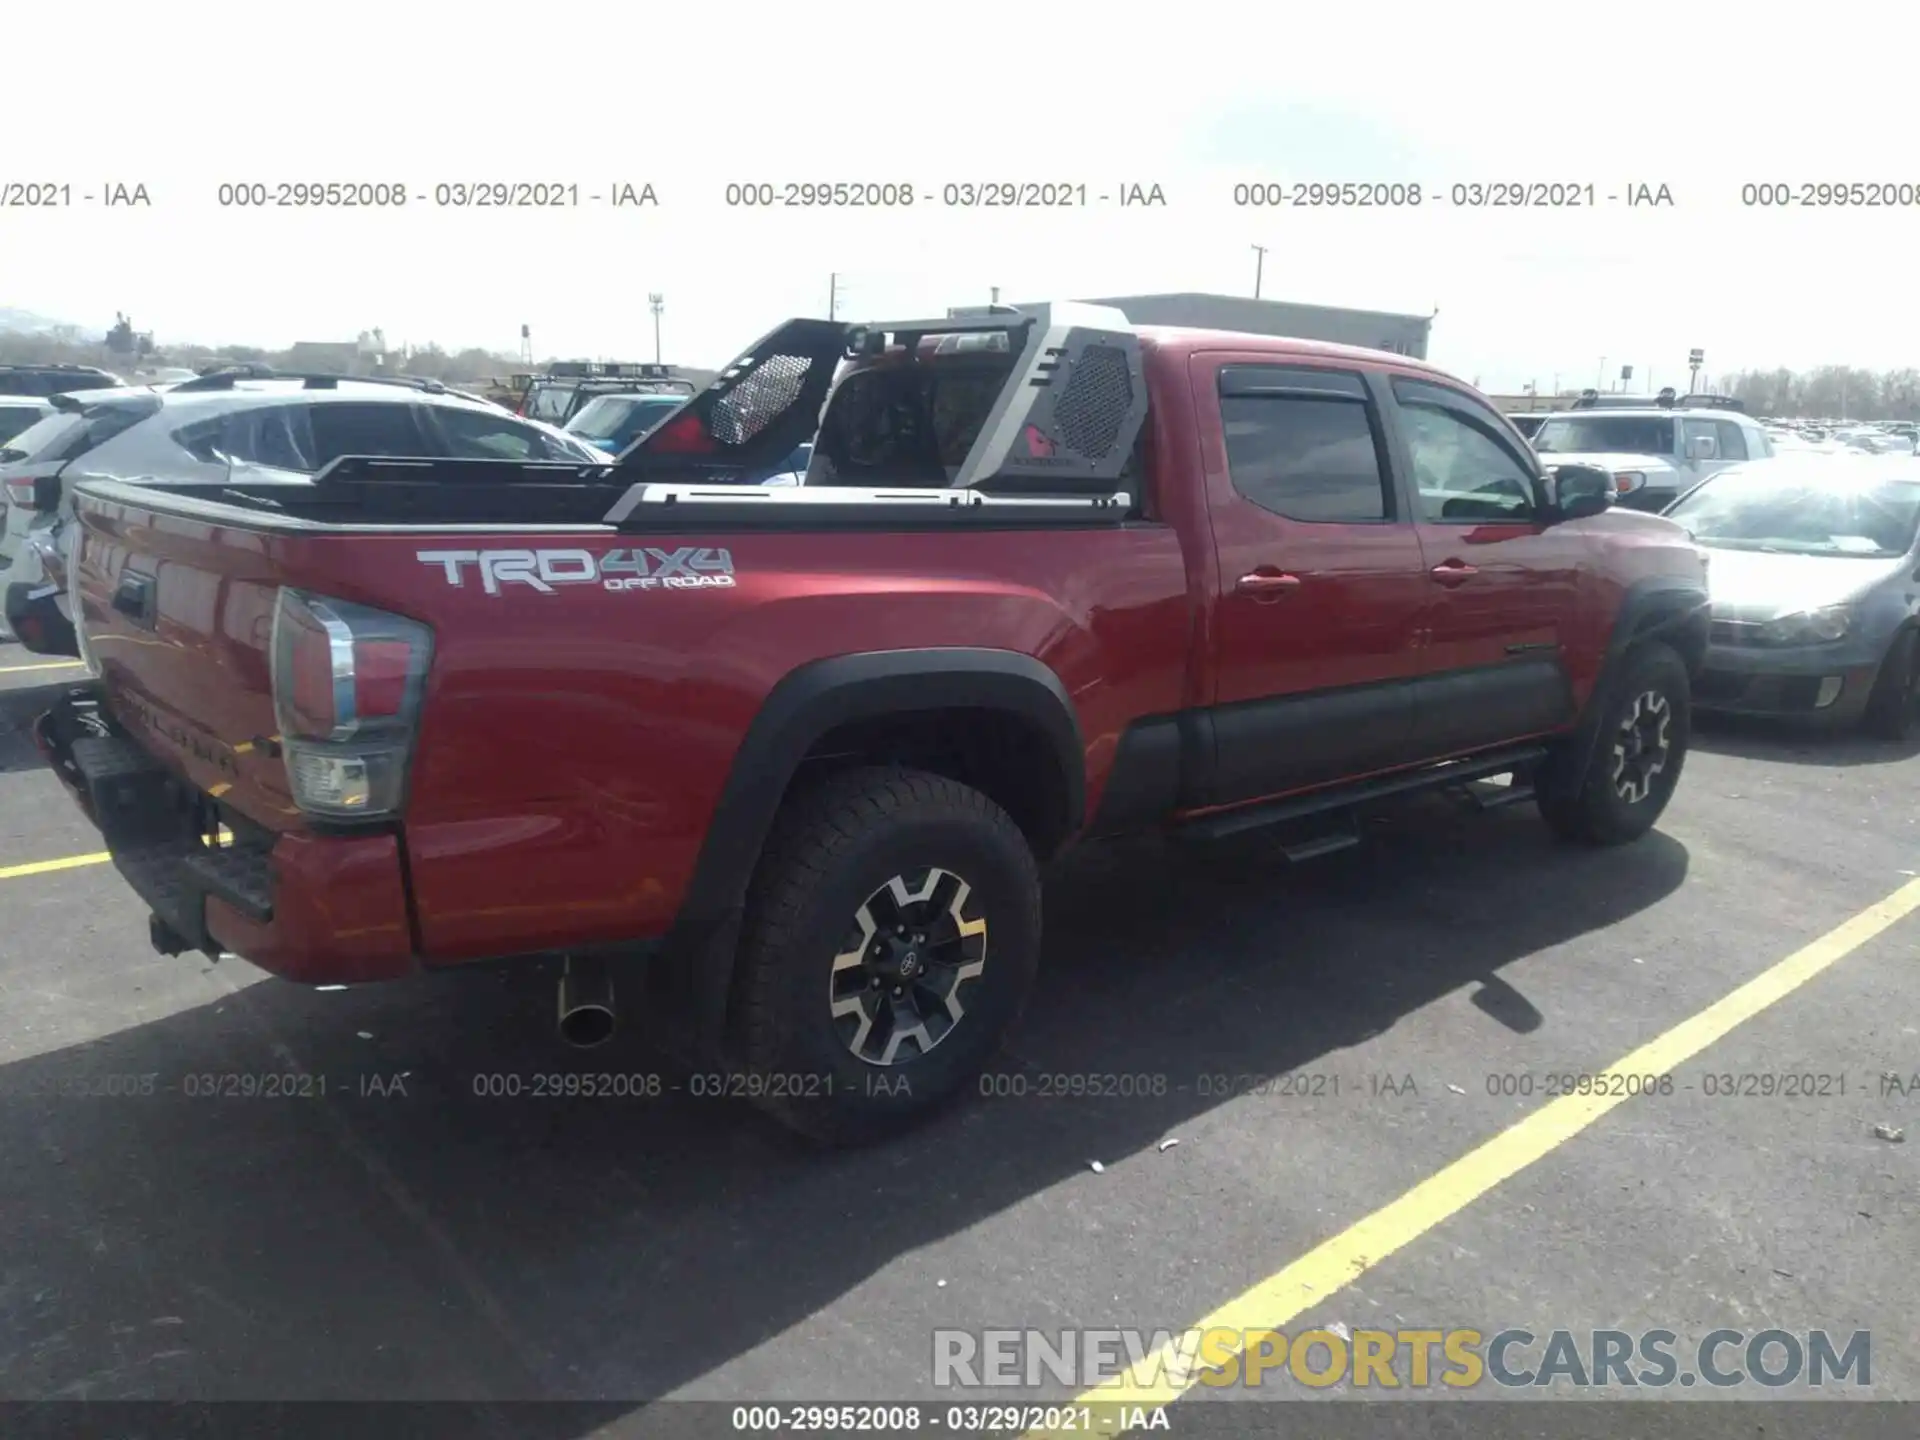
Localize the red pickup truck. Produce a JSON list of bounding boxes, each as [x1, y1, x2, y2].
[[39, 304, 1709, 1142]]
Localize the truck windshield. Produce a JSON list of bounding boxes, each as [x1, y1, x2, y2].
[[1533, 416, 1674, 456], [1666, 467, 1920, 557], [567, 395, 681, 442], [523, 383, 578, 424]]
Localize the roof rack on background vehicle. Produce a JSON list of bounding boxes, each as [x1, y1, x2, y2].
[[547, 361, 680, 380], [1567, 387, 1745, 414], [171, 369, 453, 395]]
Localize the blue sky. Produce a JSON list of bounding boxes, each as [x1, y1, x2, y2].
[[9, 0, 1918, 392]]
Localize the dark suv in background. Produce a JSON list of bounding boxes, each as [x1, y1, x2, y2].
[[0, 364, 124, 398]]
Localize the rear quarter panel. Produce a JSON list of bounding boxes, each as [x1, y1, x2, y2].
[[365, 525, 1195, 960], [74, 491, 1196, 963]]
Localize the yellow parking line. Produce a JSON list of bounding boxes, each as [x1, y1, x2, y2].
[[0, 852, 111, 881], [0, 660, 87, 675], [1047, 875, 1920, 1419]]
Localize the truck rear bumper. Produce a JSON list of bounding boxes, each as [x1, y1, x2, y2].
[[34, 688, 417, 984]]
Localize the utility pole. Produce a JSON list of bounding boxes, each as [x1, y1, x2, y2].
[[1251, 245, 1268, 299], [648, 294, 664, 364], [829, 273, 842, 320]]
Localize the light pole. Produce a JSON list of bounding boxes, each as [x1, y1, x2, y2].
[[648, 293, 664, 363], [1251, 245, 1268, 299]]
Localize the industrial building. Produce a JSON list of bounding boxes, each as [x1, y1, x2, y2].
[[995, 292, 1433, 358]]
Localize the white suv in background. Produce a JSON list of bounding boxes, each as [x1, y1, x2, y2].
[[1529, 404, 1775, 512], [0, 373, 602, 650]]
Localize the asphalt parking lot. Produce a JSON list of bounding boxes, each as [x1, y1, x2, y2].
[[0, 636, 1915, 1430]]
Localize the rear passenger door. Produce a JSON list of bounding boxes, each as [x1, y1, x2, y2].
[[1198, 360, 1430, 803]]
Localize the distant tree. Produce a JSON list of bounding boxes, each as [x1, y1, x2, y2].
[[1720, 363, 1918, 419]]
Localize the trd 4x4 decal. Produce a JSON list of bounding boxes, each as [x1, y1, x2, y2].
[[416, 547, 736, 595]]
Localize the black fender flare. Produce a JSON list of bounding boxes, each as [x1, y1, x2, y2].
[[663, 647, 1085, 1042], [1556, 574, 1710, 787]]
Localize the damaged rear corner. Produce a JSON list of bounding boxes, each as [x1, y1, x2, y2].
[[36, 687, 276, 959]]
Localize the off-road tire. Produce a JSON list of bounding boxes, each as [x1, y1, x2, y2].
[[1538, 641, 1690, 846], [732, 765, 1042, 1145], [1862, 629, 1920, 741]]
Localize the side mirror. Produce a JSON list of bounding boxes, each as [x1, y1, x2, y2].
[[1686, 435, 1718, 461], [1547, 463, 1615, 522]]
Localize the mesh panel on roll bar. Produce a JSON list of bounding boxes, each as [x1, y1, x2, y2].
[[710, 353, 813, 446]]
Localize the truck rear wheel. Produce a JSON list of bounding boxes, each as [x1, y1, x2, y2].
[[733, 765, 1042, 1144], [1537, 641, 1690, 846]]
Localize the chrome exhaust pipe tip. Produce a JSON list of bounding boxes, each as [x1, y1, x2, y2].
[[557, 957, 616, 1048]]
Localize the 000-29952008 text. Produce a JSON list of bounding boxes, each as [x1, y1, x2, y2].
[[215, 182, 408, 207], [1741, 182, 1920, 207], [1233, 181, 1423, 207], [724, 182, 917, 207], [469, 1072, 665, 1098]]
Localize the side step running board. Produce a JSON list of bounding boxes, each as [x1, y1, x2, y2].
[[1465, 779, 1538, 811], [1277, 829, 1361, 863], [1178, 743, 1550, 842]]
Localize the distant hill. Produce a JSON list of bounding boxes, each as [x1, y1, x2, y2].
[[0, 307, 100, 336]]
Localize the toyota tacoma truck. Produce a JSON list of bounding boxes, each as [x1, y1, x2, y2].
[[37, 304, 1709, 1143]]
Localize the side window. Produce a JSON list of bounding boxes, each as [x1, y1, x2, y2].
[[1218, 367, 1390, 523], [1391, 378, 1538, 523], [427, 406, 576, 461], [1681, 417, 1719, 458], [176, 405, 318, 471], [0, 405, 47, 444], [1399, 403, 1538, 522], [1715, 420, 1749, 461], [305, 403, 433, 466]]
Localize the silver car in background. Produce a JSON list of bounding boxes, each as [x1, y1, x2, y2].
[[1666, 455, 1920, 737]]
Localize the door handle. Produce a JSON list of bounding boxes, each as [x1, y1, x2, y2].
[[1429, 560, 1478, 587], [1235, 570, 1302, 600]]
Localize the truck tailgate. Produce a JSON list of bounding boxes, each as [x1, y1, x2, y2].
[[73, 489, 322, 832]]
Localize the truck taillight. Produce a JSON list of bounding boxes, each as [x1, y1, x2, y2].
[[5, 477, 39, 509], [269, 588, 433, 820], [646, 412, 719, 454]]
